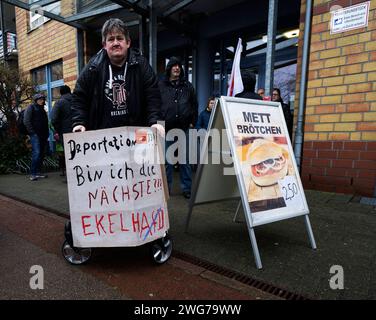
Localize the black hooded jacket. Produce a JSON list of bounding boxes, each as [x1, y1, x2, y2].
[[51, 93, 73, 135], [71, 48, 161, 130], [235, 70, 262, 100], [23, 95, 49, 139], [275, 98, 293, 138], [158, 57, 198, 131]]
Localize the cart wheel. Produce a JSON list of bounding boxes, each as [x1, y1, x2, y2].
[[62, 240, 92, 265], [150, 234, 173, 264]]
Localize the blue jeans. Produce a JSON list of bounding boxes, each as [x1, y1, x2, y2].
[[165, 130, 192, 194], [30, 134, 47, 176]]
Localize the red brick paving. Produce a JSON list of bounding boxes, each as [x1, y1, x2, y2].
[[0, 195, 276, 300]]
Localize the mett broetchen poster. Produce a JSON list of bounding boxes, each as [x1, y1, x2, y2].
[[224, 99, 308, 226], [63, 126, 169, 248]]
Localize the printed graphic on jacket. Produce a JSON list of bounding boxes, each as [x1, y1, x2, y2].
[[104, 74, 129, 117]]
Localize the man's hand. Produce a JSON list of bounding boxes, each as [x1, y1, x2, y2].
[[151, 123, 165, 138], [73, 125, 86, 132]]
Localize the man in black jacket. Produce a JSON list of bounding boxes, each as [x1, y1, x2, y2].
[[23, 93, 49, 181], [51, 85, 73, 176], [51, 85, 72, 139], [235, 70, 262, 100], [71, 18, 163, 135], [158, 57, 198, 199]]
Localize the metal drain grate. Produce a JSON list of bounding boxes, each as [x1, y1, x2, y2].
[[172, 250, 309, 300]]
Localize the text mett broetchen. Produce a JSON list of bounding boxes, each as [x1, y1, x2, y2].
[[237, 112, 282, 135]]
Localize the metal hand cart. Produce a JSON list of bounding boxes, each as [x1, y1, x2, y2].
[[62, 220, 173, 265], [60, 126, 172, 266]]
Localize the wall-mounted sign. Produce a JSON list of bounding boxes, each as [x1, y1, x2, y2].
[[330, 1, 370, 34]]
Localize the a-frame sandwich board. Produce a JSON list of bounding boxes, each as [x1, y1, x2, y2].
[[185, 96, 316, 269]]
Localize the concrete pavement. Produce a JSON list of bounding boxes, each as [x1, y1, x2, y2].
[[0, 171, 375, 299]]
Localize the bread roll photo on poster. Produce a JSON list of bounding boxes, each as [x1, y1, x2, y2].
[[246, 138, 293, 212]]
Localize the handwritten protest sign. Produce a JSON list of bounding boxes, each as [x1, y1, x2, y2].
[[64, 127, 169, 248]]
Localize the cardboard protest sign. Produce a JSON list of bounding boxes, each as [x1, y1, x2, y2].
[[64, 126, 169, 248], [222, 98, 308, 226]]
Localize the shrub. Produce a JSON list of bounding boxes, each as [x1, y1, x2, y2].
[[0, 133, 30, 174]]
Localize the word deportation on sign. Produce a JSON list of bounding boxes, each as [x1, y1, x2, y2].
[[64, 126, 169, 248]]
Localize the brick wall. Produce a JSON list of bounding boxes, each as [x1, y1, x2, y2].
[[15, 7, 78, 90], [296, 0, 376, 197], [302, 140, 376, 194]]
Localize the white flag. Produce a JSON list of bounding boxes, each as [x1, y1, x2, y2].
[[227, 38, 244, 97]]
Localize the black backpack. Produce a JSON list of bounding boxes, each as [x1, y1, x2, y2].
[[17, 109, 28, 135]]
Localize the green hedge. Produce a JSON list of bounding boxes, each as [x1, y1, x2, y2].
[[0, 134, 30, 174]]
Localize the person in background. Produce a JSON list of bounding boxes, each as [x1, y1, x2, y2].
[[193, 96, 215, 172], [196, 96, 215, 130], [51, 85, 73, 178], [23, 93, 49, 181], [272, 88, 293, 138], [235, 70, 262, 100], [158, 56, 198, 199], [257, 88, 265, 99]]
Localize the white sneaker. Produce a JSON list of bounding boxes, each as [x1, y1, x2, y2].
[[30, 176, 38, 181]]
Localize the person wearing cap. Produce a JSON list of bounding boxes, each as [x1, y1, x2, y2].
[[71, 18, 163, 136], [23, 93, 49, 181], [235, 70, 262, 100], [158, 57, 198, 199]]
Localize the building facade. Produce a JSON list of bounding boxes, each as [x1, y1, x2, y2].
[[297, 0, 376, 197], [15, 6, 78, 110], [10, 0, 376, 197]]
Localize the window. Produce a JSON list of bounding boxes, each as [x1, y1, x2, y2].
[[31, 60, 64, 114], [51, 61, 63, 82], [32, 67, 46, 86], [29, 0, 61, 30], [273, 63, 297, 107], [31, 60, 64, 150], [0, 32, 17, 58], [51, 87, 61, 105]]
